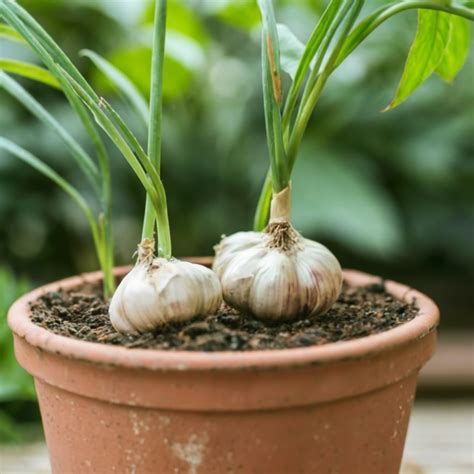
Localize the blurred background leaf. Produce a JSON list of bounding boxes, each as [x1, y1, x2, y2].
[[0, 267, 38, 443]]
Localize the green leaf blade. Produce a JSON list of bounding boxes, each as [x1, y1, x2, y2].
[[436, 16, 471, 82], [0, 71, 101, 192], [257, 0, 288, 193], [386, 10, 453, 110], [1, 1, 110, 178], [0, 58, 60, 88], [0, 138, 92, 219], [0, 23, 26, 44]]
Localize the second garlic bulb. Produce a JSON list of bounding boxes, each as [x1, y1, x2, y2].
[[213, 187, 342, 321]]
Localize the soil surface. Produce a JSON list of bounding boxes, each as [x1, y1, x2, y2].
[[29, 280, 419, 351]]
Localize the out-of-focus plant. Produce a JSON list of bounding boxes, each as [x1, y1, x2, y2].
[[0, 266, 35, 442]]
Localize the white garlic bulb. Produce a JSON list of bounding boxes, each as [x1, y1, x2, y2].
[[109, 239, 222, 334], [213, 186, 342, 321]]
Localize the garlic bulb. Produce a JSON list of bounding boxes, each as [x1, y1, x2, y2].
[[213, 186, 342, 321], [110, 239, 222, 333]]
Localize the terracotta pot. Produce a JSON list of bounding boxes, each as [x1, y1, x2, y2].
[[8, 264, 439, 474]]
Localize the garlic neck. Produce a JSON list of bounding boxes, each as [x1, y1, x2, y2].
[[137, 238, 155, 266], [266, 184, 301, 252], [269, 184, 291, 225]]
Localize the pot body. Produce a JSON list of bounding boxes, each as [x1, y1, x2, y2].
[[8, 266, 439, 474]]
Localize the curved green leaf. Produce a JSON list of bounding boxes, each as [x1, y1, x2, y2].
[[1, 1, 109, 180], [60, 68, 167, 227], [80, 49, 149, 125], [386, 10, 452, 111], [0, 71, 100, 191], [0, 138, 94, 223], [0, 58, 60, 88], [337, 1, 474, 72], [0, 138, 105, 274]]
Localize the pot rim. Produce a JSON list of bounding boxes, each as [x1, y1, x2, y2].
[[8, 265, 439, 371]]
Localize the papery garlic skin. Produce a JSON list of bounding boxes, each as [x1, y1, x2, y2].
[[213, 231, 342, 321], [110, 245, 222, 334], [213, 186, 342, 321]]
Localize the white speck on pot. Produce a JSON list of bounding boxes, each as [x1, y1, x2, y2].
[[129, 411, 140, 435], [324, 423, 331, 430], [128, 411, 151, 435], [172, 433, 209, 474], [158, 415, 171, 428]]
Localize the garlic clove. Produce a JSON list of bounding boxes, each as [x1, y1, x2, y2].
[[248, 250, 300, 319], [213, 231, 262, 279], [220, 245, 267, 312], [295, 243, 342, 316]]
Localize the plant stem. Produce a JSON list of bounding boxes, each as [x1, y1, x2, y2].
[[142, 0, 171, 260]]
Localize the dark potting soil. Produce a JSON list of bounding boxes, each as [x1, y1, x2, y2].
[[29, 280, 419, 352]]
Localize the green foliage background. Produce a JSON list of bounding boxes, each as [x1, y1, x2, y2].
[[0, 0, 473, 440]]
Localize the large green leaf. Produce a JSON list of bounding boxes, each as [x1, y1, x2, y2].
[[212, 0, 260, 30], [292, 150, 403, 257], [106, 47, 192, 99], [386, 10, 452, 110], [277, 23, 305, 79], [0, 58, 60, 88], [436, 16, 471, 82], [142, 0, 209, 44]]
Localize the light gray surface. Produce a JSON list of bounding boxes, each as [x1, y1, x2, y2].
[[0, 402, 472, 473]]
